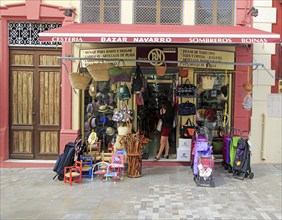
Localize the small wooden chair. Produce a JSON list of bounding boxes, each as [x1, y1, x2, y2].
[[64, 160, 83, 186], [80, 156, 93, 179]]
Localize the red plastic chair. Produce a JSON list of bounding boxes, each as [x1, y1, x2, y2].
[[64, 160, 83, 186]]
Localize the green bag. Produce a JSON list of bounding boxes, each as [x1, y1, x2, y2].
[[117, 83, 131, 100], [108, 60, 132, 83]]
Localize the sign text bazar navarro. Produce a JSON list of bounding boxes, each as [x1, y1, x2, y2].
[[50, 37, 269, 43]]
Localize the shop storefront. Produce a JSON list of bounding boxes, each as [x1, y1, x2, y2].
[[38, 23, 280, 164]]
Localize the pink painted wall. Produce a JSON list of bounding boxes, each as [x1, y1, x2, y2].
[[0, 0, 77, 167], [236, 0, 253, 26], [233, 45, 252, 132], [271, 0, 282, 93]]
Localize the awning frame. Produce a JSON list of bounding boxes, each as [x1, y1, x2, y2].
[[58, 56, 273, 78]]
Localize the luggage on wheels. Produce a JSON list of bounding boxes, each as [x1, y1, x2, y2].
[[53, 142, 77, 181], [232, 133, 254, 180]]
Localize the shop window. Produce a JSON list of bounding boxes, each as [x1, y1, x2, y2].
[[8, 22, 61, 47], [134, 0, 182, 25], [195, 0, 235, 26], [81, 0, 120, 24]]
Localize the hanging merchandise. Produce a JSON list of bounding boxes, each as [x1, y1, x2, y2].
[[175, 78, 197, 98], [155, 61, 167, 76], [108, 60, 133, 83], [180, 118, 196, 139], [179, 61, 189, 78], [68, 62, 92, 90], [242, 92, 252, 110], [86, 62, 114, 81], [200, 75, 215, 90], [243, 67, 253, 92], [131, 64, 145, 94], [117, 120, 131, 136], [112, 103, 133, 123], [178, 101, 196, 116], [136, 93, 144, 106], [117, 83, 131, 100], [88, 80, 96, 97]]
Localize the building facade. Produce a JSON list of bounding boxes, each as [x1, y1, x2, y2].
[[0, 0, 281, 167]]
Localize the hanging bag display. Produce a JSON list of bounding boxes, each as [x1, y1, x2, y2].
[[86, 62, 114, 81], [180, 118, 196, 138], [67, 62, 92, 90], [117, 83, 131, 100], [201, 76, 215, 90], [131, 64, 145, 94], [178, 101, 196, 116], [175, 78, 197, 98], [117, 120, 131, 136], [112, 103, 133, 122], [108, 60, 133, 83]]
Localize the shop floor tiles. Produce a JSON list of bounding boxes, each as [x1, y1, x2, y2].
[[0, 164, 281, 220]]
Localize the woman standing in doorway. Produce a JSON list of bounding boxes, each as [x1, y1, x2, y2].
[[155, 100, 174, 160]]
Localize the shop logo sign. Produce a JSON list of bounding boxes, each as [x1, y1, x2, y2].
[[148, 48, 166, 66]]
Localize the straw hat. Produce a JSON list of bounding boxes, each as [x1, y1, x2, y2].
[[87, 131, 98, 146], [106, 127, 116, 136], [98, 105, 108, 113]]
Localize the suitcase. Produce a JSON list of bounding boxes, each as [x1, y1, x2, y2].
[[53, 142, 76, 181]]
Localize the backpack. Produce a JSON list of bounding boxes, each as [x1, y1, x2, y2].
[[131, 64, 145, 94], [117, 83, 131, 100]]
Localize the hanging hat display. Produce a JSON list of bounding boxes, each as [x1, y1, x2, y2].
[[106, 127, 116, 136]]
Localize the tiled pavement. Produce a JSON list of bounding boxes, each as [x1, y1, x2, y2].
[[0, 164, 281, 220]]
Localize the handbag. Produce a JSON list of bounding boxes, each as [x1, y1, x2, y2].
[[180, 118, 195, 139], [156, 119, 162, 132], [131, 64, 145, 94], [200, 76, 215, 90], [68, 62, 92, 90], [178, 101, 196, 116], [117, 120, 131, 136], [176, 79, 197, 98], [108, 60, 133, 83], [86, 63, 114, 81], [112, 103, 133, 122], [117, 83, 131, 100]]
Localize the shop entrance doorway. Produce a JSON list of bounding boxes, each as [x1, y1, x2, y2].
[[139, 76, 177, 160]]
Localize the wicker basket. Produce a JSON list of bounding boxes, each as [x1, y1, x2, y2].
[[86, 63, 114, 81], [69, 71, 92, 90], [155, 62, 166, 76]]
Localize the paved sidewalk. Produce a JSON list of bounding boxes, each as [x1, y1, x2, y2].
[[0, 164, 281, 220]]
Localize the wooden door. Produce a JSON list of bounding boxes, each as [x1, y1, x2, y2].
[[9, 49, 61, 160]]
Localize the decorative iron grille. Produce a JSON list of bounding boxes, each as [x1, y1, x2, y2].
[[8, 22, 61, 47], [134, 0, 182, 25], [82, 0, 120, 23], [195, 0, 235, 26]]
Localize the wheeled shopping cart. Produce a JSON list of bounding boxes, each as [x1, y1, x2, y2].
[[195, 154, 215, 187]]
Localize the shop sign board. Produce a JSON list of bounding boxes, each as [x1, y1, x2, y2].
[[80, 47, 136, 67], [178, 48, 235, 70], [44, 37, 279, 44]]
